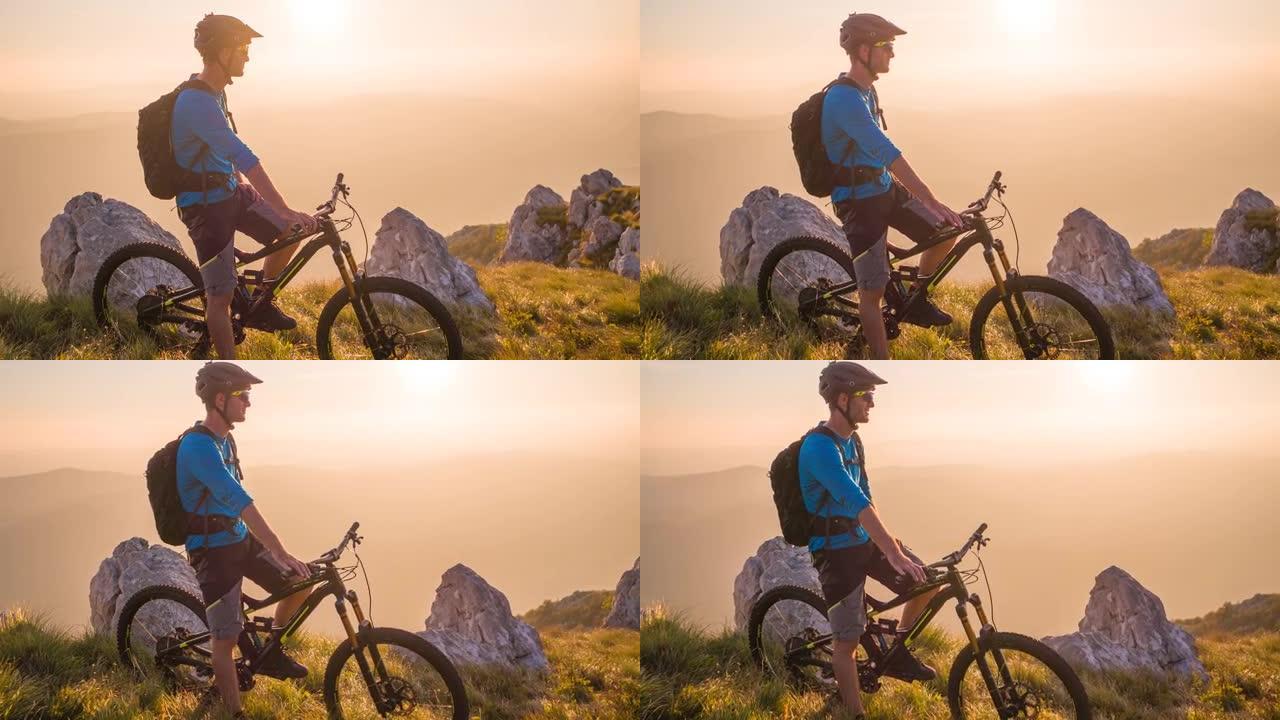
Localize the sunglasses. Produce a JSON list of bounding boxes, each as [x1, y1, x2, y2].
[[229, 390, 251, 401], [872, 40, 895, 51], [851, 390, 875, 400]]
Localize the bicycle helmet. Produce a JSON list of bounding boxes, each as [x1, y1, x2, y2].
[[193, 14, 262, 58], [839, 13, 907, 54], [818, 361, 886, 403], [195, 361, 262, 405]]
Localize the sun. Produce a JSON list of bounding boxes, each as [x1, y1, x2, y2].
[[998, 0, 1057, 37], [291, 0, 346, 35]]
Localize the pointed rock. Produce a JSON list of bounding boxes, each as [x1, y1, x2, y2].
[[88, 538, 199, 636], [40, 193, 187, 300], [1042, 566, 1206, 678], [1048, 209, 1174, 314], [733, 537, 822, 640], [719, 187, 845, 287], [1204, 189, 1279, 273], [365, 208, 494, 314], [603, 557, 640, 629], [420, 564, 548, 671], [500, 186, 571, 265]]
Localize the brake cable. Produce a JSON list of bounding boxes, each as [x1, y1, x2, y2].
[[974, 544, 996, 628], [353, 546, 373, 623]]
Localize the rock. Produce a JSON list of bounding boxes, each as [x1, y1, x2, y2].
[[580, 168, 623, 197], [499, 185, 571, 265], [570, 215, 625, 267], [40, 193, 188, 301], [732, 537, 823, 642], [420, 564, 548, 671], [719, 187, 845, 287], [603, 557, 640, 629], [1042, 566, 1206, 678], [1048, 209, 1175, 315], [364, 208, 495, 314], [1204, 189, 1279, 273], [610, 227, 641, 280], [88, 538, 199, 636]]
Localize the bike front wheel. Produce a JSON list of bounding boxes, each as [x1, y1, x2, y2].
[[315, 276, 463, 359], [757, 236, 862, 344], [322, 626, 468, 720], [747, 584, 836, 689], [92, 242, 210, 356], [947, 631, 1091, 719], [115, 584, 214, 690], [969, 275, 1115, 359]]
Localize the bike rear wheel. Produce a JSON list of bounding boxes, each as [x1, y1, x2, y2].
[[116, 585, 214, 690], [315, 276, 463, 359], [747, 584, 836, 689], [969, 275, 1115, 359], [92, 242, 210, 356], [947, 631, 1091, 719], [322, 626, 468, 720], [757, 236, 862, 344]]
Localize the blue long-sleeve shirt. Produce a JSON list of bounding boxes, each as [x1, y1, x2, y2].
[[170, 76, 259, 208], [821, 75, 901, 203], [176, 424, 252, 551], [799, 427, 872, 552]]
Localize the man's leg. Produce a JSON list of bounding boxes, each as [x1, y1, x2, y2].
[[901, 588, 940, 631], [831, 638, 865, 715], [273, 586, 311, 632], [211, 635, 242, 713], [918, 237, 958, 280], [827, 584, 870, 715], [203, 578, 249, 714], [857, 287, 890, 360], [206, 290, 236, 359], [261, 235, 299, 286]]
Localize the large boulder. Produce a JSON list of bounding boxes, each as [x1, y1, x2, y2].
[[610, 227, 641, 280], [1048, 209, 1174, 315], [719, 187, 845, 287], [364, 208, 495, 313], [40, 193, 188, 301], [1042, 566, 1206, 678], [569, 216, 625, 268], [568, 169, 623, 228], [420, 564, 548, 671], [732, 538, 823, 639], [603, 557, 640, 629], [1204, 189, 1279, 273], [499, 186, 571, 265], [88, 538, 199, 636]]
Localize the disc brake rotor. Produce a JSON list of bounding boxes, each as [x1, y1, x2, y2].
[[376, 676, 417, 715]]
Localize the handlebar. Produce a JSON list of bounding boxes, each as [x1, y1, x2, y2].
[[312, 521, 361, 568], [315, 172, 350, 218], [926, 523, 989, 571], [960, 171, 1006, 218]]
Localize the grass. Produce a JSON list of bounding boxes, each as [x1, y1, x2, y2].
[[641, 265, 1280, 360], [0, 608, 638, 720], [1133, 229, 1213, 271], [523, 591, 615, 631], [0, 262, 639, 359], [446, 224, 508, 267], [640, 606, 1280, 720]]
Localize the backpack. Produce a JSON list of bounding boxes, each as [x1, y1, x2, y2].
[[146, 425, 240, 545], [137, 79, 232, 200], [769, 425, 866, 547], [790, 77, 887, 198]]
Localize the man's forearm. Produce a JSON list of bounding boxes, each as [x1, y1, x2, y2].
[[242, 163, 290, 214], [857, 504, 901, 557], [240, 502, 286, 555], [888, 155, 938, 204]]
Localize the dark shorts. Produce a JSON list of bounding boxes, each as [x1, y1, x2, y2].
[[812, 541, 925, 641], [177, 184, 288, 296], [189, 534, 295, 639], [835, 181, 945, 291]]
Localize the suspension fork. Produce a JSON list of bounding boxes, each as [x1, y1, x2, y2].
[[956, 599, 1006, 710], [970, 594, 1017, 689], [335, 593, 387, 708], [331, 241, 383, 344], [982, 237, 1036, 355], [347, 590, 393, 685]]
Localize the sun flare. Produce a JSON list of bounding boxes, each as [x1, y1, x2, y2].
[[998, 0, 1056, 37], [291, 0, 346, 36]]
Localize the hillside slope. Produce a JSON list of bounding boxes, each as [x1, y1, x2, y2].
[[0, 262, 640, 359], [641, 265, 1280, 359]]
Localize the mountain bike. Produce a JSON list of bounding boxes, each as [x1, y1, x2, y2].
[[116, 523, 468, 719], [757, 172, 1116, 359], [92, 174, 464, 359], [748, 524, 1091, 719]]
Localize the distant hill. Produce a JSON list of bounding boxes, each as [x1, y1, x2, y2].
[[1179, 593, 1280, 638], [1133, 228, 1213, 270], [446, 223, 508, 266], [523, 590, 614, 630]]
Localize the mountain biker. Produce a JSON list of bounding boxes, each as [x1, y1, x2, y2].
[[804, 361, 942, 717], [826, 13, 966, 359], [173, 14, 319, 359], [181, 362, 314, 717]]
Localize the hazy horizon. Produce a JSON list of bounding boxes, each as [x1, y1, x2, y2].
[[640, 361, 1280, 638]]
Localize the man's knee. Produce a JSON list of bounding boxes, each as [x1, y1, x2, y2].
[[211, 635, 238, 653], [206, 291, 233, 310], [859, 287, 886, 304]]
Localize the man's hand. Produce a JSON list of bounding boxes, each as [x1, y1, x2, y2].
[[887, 547, 927, 585], [926, 199, 965, 230], [286, 210, 318, 236], [273, 550, 312, 580]]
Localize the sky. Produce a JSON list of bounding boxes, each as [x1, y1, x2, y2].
[[0, 1, 640, 118], [641, 0, 1280, 114], [641, 360, 1280, 475], [0, 361, 639, 475]]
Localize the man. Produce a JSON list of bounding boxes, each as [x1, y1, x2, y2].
[[173, 14, 318, 359], [802, 361, 942, 718], [179, 362, 313, 717], [824, 13, 966, 359]]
